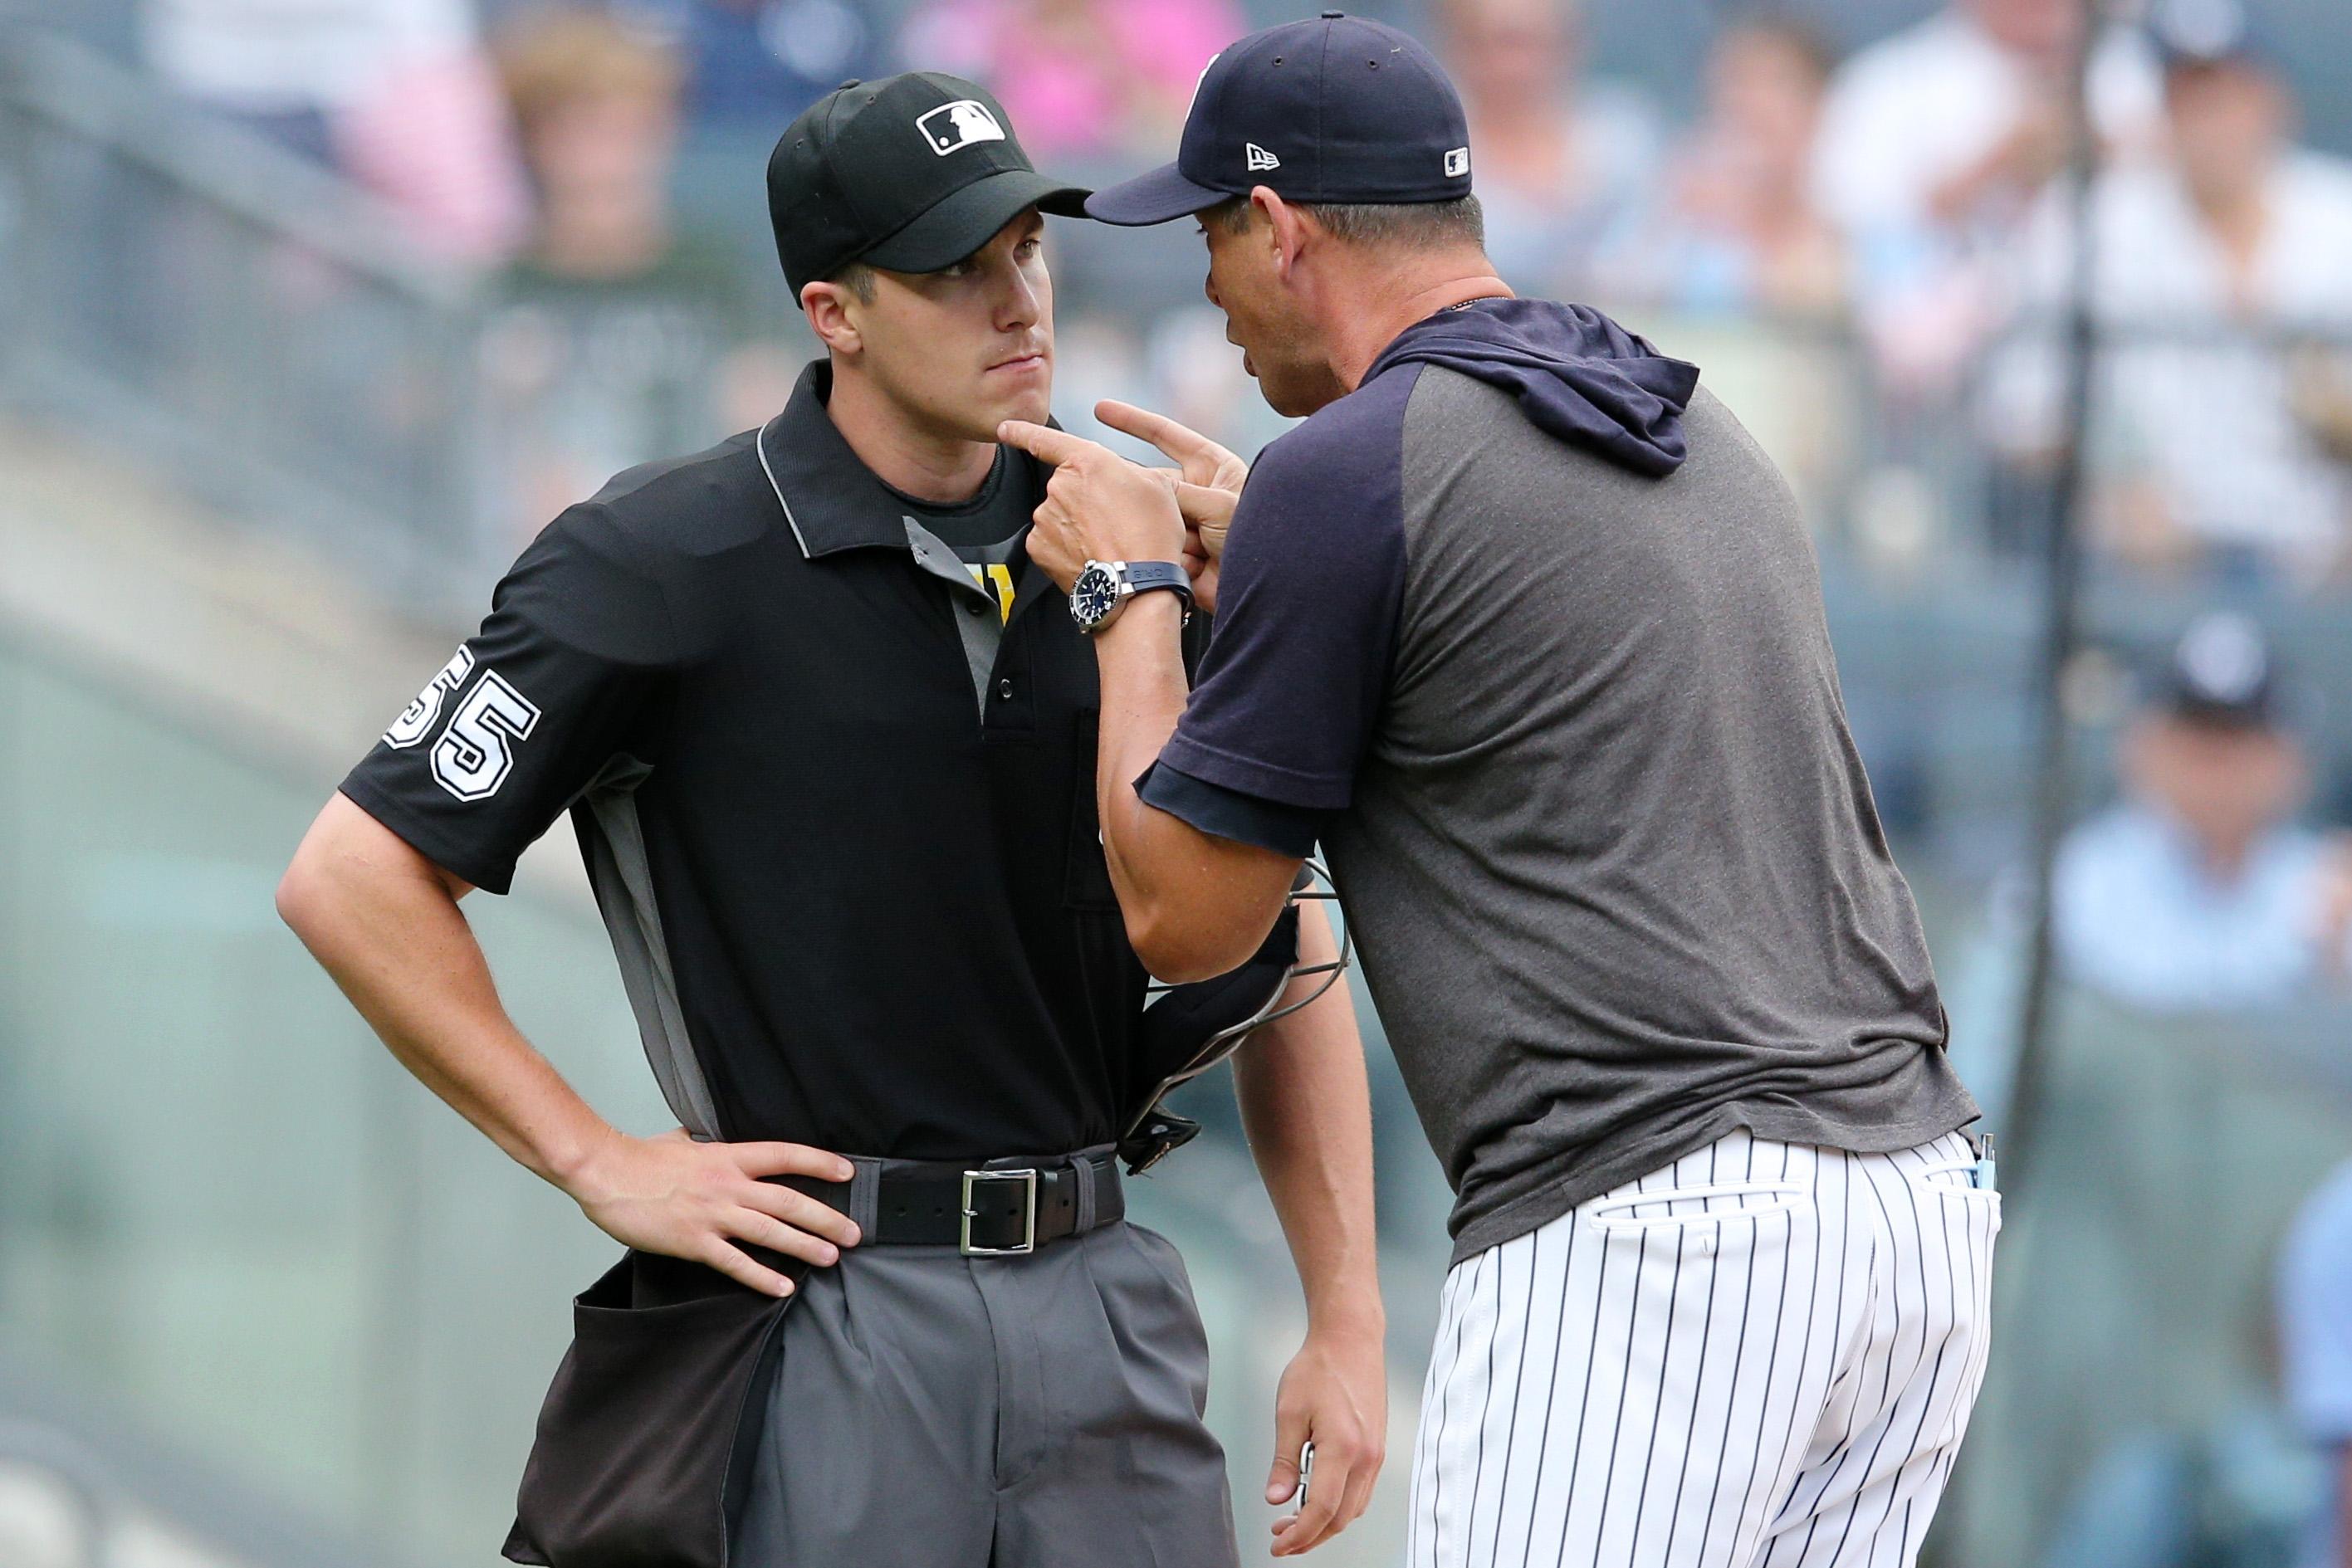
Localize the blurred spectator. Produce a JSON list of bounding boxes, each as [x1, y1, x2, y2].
[[2282, 1160, 2352, 1568], [2033, 1404, 2321, 1568], [620, 0, 876, 129], [1810, 0, 2160, 393], [1949, 615, 2352, 1122], [1434, 0, 1661, 300], [897, 0, 1241, 163], [1597, 17, 1844, 320], [144, 0, 527, 262], [487, 9, 793, 532], [1986, 5, 2352, 584], [2047, 615, 2350, 1013]]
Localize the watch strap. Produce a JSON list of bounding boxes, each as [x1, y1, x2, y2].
[[1120, 560, 1194, 608]]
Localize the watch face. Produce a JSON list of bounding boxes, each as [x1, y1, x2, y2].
[[1071, 563, 1119, 628]]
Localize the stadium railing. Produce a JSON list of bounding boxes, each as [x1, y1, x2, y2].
[[0, 27, 495, 624]]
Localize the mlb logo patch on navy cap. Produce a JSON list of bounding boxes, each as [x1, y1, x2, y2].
[[1088, 11, 1474, 227]]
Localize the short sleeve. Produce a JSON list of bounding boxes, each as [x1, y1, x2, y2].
[[339, 504, 677, 893], [1155, 374, 1412, 813], [2281, 1164, 2352, 1444], [1136, 760, 1323, 858]]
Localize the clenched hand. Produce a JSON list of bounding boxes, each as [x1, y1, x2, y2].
[[999, 400, 1249, 611]]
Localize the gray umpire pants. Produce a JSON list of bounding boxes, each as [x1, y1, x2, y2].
[[730, 1204, 1237, 1567]]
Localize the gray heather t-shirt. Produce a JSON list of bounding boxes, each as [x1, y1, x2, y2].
[[1142, 300, 1977, 1265]]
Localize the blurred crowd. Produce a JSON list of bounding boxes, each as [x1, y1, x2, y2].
[[130, 0, 2352, 589], [99, 3, 2352, 1560], [1930, 608, 2352, 1568]]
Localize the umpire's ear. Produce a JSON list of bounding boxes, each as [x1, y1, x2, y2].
[[800, 277, 866, 356]]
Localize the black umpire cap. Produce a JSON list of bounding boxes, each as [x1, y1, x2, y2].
[[1087, 10, 1474, 227], [769, 73, 1090, 296]]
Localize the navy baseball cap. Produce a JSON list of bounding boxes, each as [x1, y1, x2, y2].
[[2147, 0, 2278, 73], [1087, 11, 1473, 227], [768, 72, 1089, 296], [2156, 613, 2278, 728]]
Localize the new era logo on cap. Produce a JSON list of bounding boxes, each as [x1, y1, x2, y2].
[[1086, 12, 1476, 227], [918, 100, 1006, 156]]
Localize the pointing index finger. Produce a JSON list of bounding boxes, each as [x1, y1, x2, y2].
[[1094, 398, 1217, 464], [996, 419, 1098, 467]]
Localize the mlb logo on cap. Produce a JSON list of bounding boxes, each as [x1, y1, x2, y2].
[[919, 100, 1007, 155], [1088, 10, 1474, 226]]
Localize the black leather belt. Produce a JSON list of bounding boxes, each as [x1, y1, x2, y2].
[[780, 1153, 1124, 1257]]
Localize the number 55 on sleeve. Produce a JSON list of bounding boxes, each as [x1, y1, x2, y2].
[[339, 504, 679, 895]]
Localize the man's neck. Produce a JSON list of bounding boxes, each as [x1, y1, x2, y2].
[[1324, 255, 1516, 393], [824, 364, 998, 502], [2188, 171, 2272, 278], [535, 195, 669, 281], [2194, 832, 2255, 887]]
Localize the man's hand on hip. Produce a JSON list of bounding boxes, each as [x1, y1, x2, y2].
[[563, 1126, 859, 1297], [1266, 1320, 1388, 1556]]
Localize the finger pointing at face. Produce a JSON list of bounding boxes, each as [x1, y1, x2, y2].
[[996, 420, 1104, 468], [997, 419, 1188, 586]]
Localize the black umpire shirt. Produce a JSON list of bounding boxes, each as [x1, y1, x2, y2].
[[340, 361, 1157, 1160]]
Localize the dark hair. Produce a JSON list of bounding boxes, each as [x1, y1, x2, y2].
[[821, 261, 878, 304], [1207, 193, 1486, 250]]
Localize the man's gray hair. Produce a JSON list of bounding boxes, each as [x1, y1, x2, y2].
[[1207, 193, 1485, 251]]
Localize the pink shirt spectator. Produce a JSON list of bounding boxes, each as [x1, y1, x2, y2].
[[341, 48, 529, 266], [900, 0, 1241, 160]]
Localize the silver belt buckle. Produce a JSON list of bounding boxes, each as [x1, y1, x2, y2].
[[960, 1168, 1039, 1256]]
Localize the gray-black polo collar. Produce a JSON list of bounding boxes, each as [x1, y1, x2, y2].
[[755, 359, 921, 559], [756, 359, 1060, 566]]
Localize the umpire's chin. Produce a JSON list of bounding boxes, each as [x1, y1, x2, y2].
[[976, 347, 1054, 432]]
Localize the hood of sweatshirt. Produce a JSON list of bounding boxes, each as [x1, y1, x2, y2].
[[1362, 297, 1699, 477]]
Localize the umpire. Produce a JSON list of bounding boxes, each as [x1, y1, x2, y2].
[[277, 72, 1385, 1567], [1004, 14, 1991, 1568]]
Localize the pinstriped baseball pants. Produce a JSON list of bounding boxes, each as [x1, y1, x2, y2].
[[1405, 1129, 1998, 1568]]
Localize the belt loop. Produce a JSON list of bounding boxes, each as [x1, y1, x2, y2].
[[848, 1157, 882, 1236], [1074, 1154, 1099, 1233]]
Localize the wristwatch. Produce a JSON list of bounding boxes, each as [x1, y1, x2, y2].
[[1068, 559, 1193, 634]]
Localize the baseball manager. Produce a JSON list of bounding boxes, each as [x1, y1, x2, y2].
[[1003, 13, 1995, 1568]]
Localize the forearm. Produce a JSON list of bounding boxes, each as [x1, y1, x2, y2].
[[1089, 595, 1298, 978], [1091, 593, 1197, 911], [1235, 903, 1382, 1335], [278, 799, 613, 1189]]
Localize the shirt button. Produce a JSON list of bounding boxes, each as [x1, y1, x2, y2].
[[964, 598, 986, 616], [997, 678, 1015, 700]]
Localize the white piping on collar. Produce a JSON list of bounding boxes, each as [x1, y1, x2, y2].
[[754, 411, 816, 559]]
